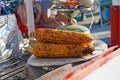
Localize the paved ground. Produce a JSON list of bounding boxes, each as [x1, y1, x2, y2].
[[91, 25, 110, 45]]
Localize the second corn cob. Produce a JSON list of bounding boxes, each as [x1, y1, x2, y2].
[[32, 42, 94, 58]]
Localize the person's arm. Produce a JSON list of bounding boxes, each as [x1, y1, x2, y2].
[[42, 12, 56, 23], [56, 12, 69, 25], [42, 11, 69, 25], [40, 0, 69, 25], [17, 4, 27, 25]]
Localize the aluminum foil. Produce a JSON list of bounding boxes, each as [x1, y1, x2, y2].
[[0, 14, 24, 62]]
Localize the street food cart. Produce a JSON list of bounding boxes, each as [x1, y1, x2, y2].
[[1, 0, 120, 80]]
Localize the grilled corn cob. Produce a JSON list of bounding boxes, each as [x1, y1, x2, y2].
[[32, 42, 94, 58], [35, 28, 93, 45]]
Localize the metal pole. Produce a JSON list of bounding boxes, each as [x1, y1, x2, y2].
[[24, 0, 35, 37]]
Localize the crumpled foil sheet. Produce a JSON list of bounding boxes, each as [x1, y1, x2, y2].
[[0, 14, 24, 62]]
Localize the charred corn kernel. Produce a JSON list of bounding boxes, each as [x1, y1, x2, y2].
[[35, 28, 93, 45], [32, 42, 94, 58]]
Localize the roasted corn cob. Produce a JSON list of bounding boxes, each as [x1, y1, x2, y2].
[[32, 42, 94, 58], [35, 28, 93, 45]]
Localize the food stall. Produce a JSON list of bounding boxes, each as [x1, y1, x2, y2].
[[23, 0, 108, 80], [0, 0, 120, 80]]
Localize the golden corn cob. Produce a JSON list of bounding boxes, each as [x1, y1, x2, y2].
[[35, 28, 93, 45], [32, 42, 94, 58]]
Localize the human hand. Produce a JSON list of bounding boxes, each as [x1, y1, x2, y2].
[[70, 18, 77, 25]]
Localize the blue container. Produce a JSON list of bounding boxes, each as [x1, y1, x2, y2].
[[75, 15, 82, 21]]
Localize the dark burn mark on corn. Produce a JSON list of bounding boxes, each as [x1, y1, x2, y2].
[[82, 47, 93, 54], [73, 45, 77, 48], [66, 46, 72, 50]]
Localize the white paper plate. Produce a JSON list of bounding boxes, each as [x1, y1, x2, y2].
[[27, 40, 108, 67]]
